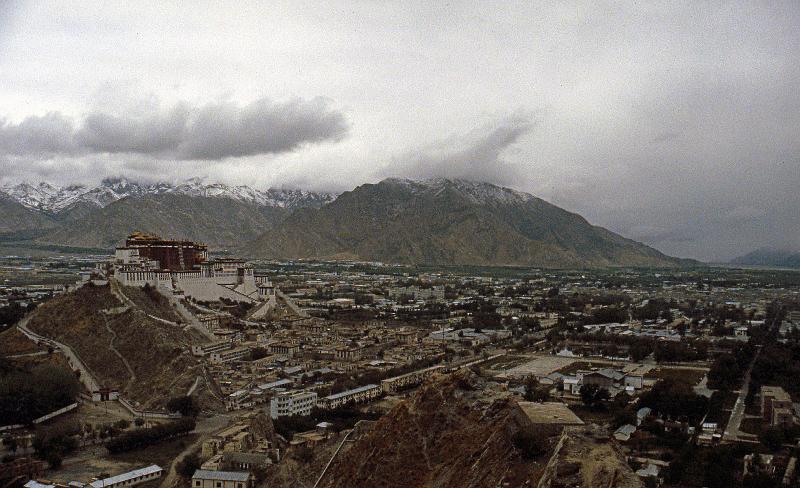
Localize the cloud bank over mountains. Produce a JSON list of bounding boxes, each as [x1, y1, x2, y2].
[[0, 97, 348, 160], [389, 115, 533, 187]]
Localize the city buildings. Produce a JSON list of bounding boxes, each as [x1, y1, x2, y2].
[[191, 470, 252, 488], [88, 466, 164, 488], [269, 391, 318, 419], [761, 385, 795, 428], [318, 384, 382, 409]]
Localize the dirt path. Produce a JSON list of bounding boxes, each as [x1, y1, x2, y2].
[[102, 314, 137, 391], [186, 376, 202, 396], [110, 278, 216, 341], [4, 350, 49, 359]]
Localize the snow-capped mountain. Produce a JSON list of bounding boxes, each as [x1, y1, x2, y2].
[[382, 177, 537, 205], [0, 178, 336, 214]]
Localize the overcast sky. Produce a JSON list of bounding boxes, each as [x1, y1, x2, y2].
[[1, 1, 798, 261]]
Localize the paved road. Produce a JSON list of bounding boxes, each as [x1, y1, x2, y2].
[[693, 375, 713, 398], [186, 376, 202, 396], [4, 350, 49, 359], [723, 347, 761, 442]]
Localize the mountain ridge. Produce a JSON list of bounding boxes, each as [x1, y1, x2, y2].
[[730, 247, 800, 269], [2, 176, 696, 267], [0, 177, 336, 214], [36, 193, 288, 249], [0, 194, 59, 234], [0, 178, 336, 248], [245, 177, 693, 268]]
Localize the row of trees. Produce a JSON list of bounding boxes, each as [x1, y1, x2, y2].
[[273, 406, 381, 440], [105, 417, 195, 453], [750, 342, 800, 401], [549, 330, 708, 363], [166, 396, 199, 417], [639, 378, 708, 424], [0, 301, 36, 328], [652, 340, 708, 362], [32, 427, 78, 469], [707, 343, 755, 391], [0, 364, 80, 425]]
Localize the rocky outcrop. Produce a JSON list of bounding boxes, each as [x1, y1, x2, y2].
[[312, 370, 642, 488], [317, 371, 553, 488], [538, 425, 644, 488]]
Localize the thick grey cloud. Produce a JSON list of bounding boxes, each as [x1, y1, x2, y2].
[[75, 103, 190, 155], [179, 98, 348, 160], [0, 97, 348, 160], [0, 113, 78, 155]]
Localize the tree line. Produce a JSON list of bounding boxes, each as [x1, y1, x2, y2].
[[105, 417, 195, 453], [0, 364, 80, 425]]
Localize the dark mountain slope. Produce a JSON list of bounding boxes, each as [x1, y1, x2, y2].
[[53, 201, 99, 222], [0, 195, 59, 237], [730, 248, 800, 269], [38, 193, 288, 249], [246, 178, 689, 268]]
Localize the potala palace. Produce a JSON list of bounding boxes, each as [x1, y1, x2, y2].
[[110, 232, 276, 317]]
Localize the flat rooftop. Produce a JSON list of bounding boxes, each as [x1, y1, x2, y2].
[[762, 385, 791, 401], [517, 401, 585, 426]]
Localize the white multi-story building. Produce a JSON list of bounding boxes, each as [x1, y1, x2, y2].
[[318, 384, 382, 409], [269, 391, 318, 419], [389, 285, 445, 302], [210, 347, 250, 363], [192, 340, 232, 357]]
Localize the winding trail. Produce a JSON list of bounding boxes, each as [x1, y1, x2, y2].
[[186, 376, 202, 396], [101, 314, 137, 391], [110, 278, 216, 341]]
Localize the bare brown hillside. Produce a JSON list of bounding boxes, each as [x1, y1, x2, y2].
[[26, 283, 205, 409], [538, 426, 644, 488], [121, 285, 183, 323], [0, 326, 43, 356], [314, 371, 642, 488], [317, 371, 551, 488]]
